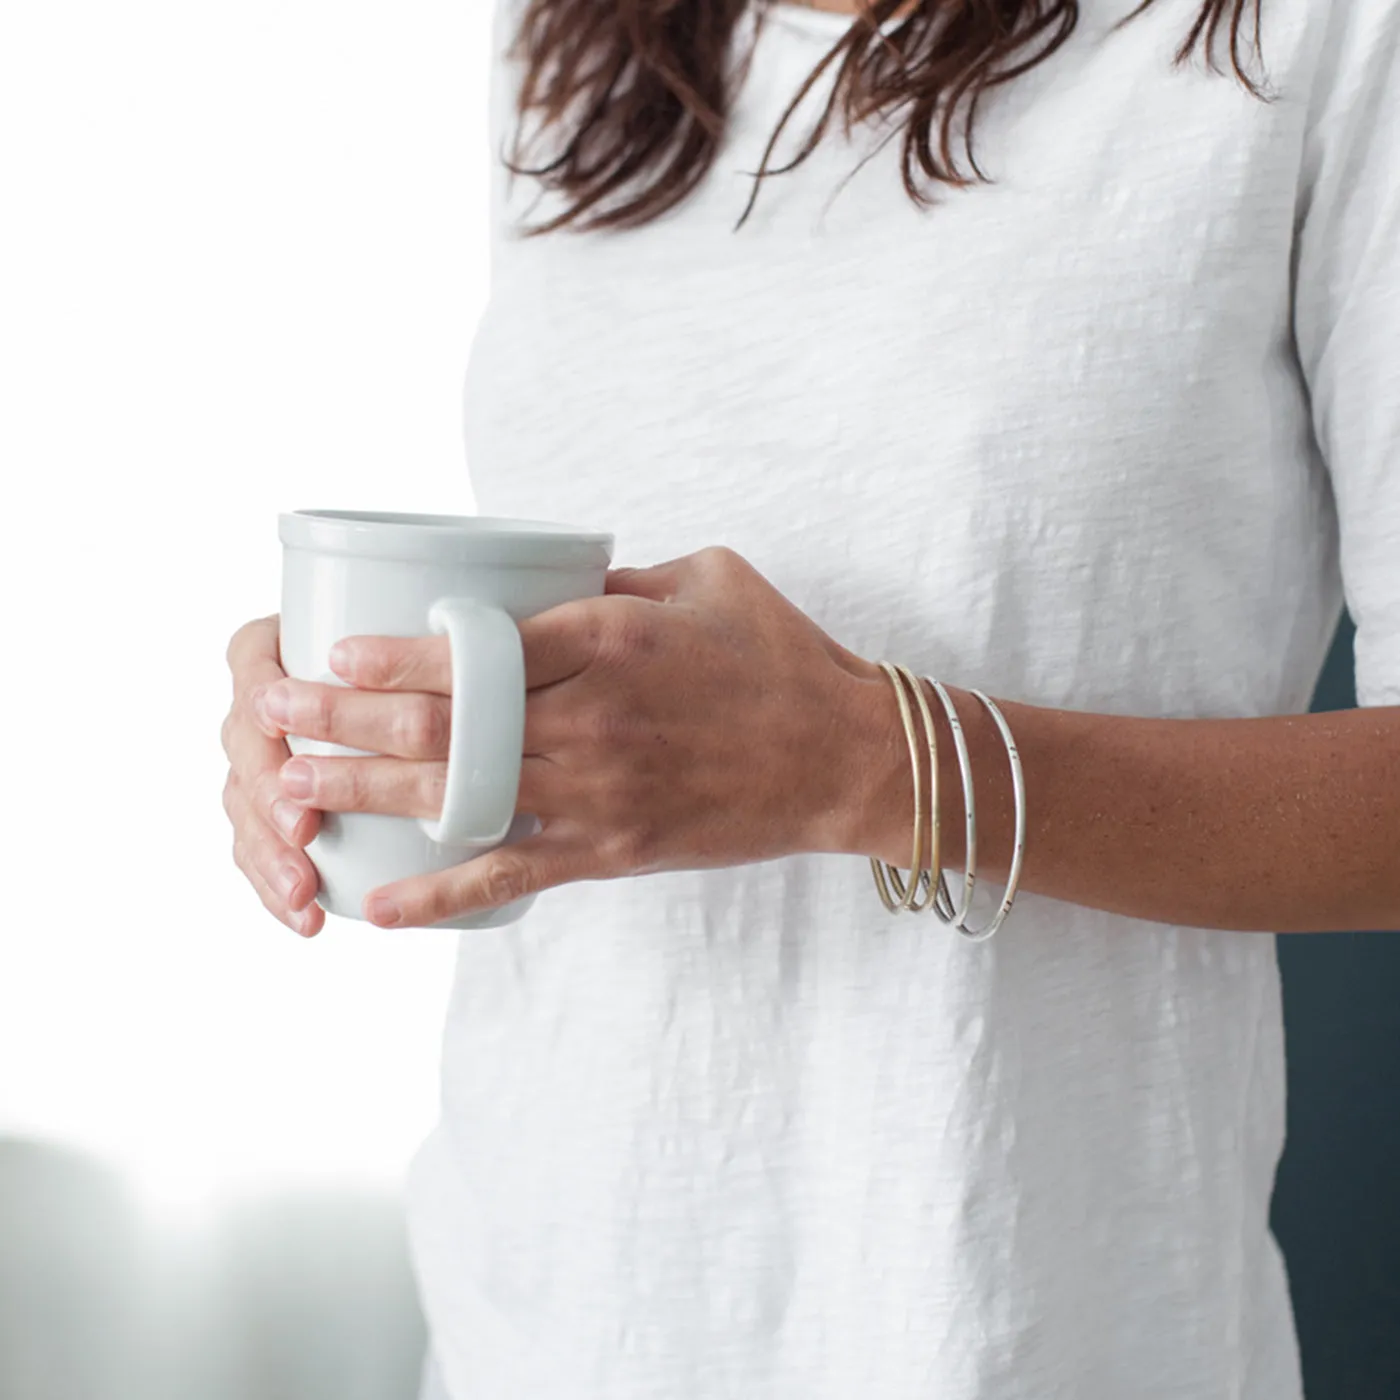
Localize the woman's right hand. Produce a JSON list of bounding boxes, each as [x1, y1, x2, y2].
[[222, 613, 326, 937]]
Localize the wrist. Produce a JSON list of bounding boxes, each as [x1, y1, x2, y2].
[[856, 667, 913, 864], [830, 665, 1003, 877], [810, 664, 936, 864]]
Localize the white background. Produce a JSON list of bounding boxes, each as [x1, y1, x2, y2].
[[1, 0, 494, 1226]]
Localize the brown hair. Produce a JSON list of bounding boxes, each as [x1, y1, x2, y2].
[[503, 0, 1268, 236]]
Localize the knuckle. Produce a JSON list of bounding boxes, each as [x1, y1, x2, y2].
[[342, 644, 377, 685], [696, 544, 741, 575], [396, 696, 449, 756], [338, 640, 382, 687], [222, 773, 240, 822], [591, 760, 636, 817], [479, 858, 531, 909], [233, 823, 271, 882], [258, 765, 292, 816], [342, 761, 373, 812], [602, 819, 655, 873], [596, 606, 653, 668], [361, 644, 406, 688], [580, 700, 638, 750], [307, 688, 337, 736]]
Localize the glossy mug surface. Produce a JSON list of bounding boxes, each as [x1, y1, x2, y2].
[[278, 509, 614, 930]]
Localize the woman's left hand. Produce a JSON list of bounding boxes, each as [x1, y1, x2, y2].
[[249, 546, 884, 928]]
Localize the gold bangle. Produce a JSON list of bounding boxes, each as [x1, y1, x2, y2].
[[869, 661, 941, 914], [888, 663, 943, 911], [869, 662, 922, 911]]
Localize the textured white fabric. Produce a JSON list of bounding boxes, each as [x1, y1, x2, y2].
[[406, 2, 1400, 1397], [418, 1350, 452, 1400]]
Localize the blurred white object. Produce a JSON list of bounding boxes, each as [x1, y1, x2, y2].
[[0, 1137, 428, 1400]]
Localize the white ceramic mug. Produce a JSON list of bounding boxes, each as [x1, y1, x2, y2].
[[277, 509, 614, 930]]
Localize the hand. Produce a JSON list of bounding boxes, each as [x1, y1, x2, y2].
[[221, 614, 326, 937], [250, 546, 886, 929]]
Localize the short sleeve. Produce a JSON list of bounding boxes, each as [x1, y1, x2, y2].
[[1291, 1, 1400, 707]]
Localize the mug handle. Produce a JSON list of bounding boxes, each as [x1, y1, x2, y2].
[[417, 596, 525, 848]]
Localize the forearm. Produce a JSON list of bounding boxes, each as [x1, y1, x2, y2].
[[836, 673, 1400, 933]]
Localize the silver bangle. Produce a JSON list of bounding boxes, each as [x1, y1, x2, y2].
[[923, 678, 977, 929], [953, 688, 1026, 943]]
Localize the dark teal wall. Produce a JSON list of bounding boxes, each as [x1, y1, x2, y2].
[[1272, 613, 1400, 1398]]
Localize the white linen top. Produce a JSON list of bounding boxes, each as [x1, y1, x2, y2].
[[405, 2, 1400, 1396]]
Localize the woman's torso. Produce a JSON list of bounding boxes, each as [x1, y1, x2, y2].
[[405, 2, 1343, 1395]]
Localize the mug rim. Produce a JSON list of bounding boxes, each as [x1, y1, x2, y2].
[[279, 509, 615, 568]]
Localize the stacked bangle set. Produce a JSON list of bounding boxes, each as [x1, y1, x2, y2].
[[869, 662, 1026, 942]]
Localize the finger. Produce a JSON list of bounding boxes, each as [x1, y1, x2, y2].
[[516, 597, 609, 690], [279, 752, 567, 823], [223, 706, 323, 846], [229, 794, 325, 935], [227, 781, 321, 913], [237, 842, 303, 934], [257, 680, 453, 759], [222, 697, 319, 842], [604, 558, 687, 602], [226, 616, 296, 745], [222, 691, 292, 776], [331, 608, 599, 698], [522, 682, 575, 756], [244, 852, 326, 938], [234, 760, 323, 848], [326, 633, 452, 695], [278, 754, 447, 818], [362, 824, 601, 928], [227, 614, 284, 690], [334, 599, 632, 695]]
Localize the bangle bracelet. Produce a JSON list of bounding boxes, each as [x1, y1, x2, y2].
[[883, 664, 942, 913], [870, 662, 933, 912], [869, 662, 921, 912], [869, 662, 939, 914], [866, 666, 1025, 940], [952, 689, 1026, 943], [923, 678, 976, 928]]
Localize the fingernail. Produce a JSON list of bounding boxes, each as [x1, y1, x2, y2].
[[280, 760, 313, 799], [277, 863, 301, 901], [366, 896, 402, 927], [271, 799, 302, 839], [328, 641, 353, 676]]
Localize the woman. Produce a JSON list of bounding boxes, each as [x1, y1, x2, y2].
[[220, 1, 1399, 1395]]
